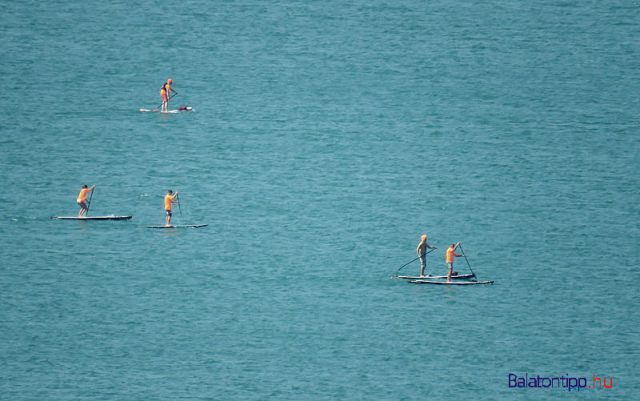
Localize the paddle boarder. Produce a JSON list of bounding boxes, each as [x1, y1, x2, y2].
[[445, 242, 463, 282], [77, 184, 96, 217], [164, 189, 179, 226], [416, 233, 435, 277], [160, 78, 177, 112]]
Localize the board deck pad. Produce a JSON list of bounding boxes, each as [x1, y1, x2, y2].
[[397, 274, 475, 280], [52, 215, 132, 220], [409, 280, 494, 285], [146, 224, 208, 229]]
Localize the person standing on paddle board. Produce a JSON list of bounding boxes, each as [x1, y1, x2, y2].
[[416, 233, 435, 277], [77, 184, 95, 217], [445, 242, 463, 282], [164, 189, 179, 226], [160, 78, 177, 112]]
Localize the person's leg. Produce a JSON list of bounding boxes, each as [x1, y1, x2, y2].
[[419, 255, 426, 277], [447, 263, 453, 282]]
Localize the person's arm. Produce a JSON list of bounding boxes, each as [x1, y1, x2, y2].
[[90, 184, 96, 191], [455, 242, 463, 257]]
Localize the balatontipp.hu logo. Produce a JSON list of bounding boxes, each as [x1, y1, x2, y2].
[[508, 373, 614, 391]]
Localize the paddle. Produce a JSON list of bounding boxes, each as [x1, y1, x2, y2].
[[457, 244, 476, 278], [86, 186, 95, 216], [396, 248, 436, 275], [176, 194, 183, 217]]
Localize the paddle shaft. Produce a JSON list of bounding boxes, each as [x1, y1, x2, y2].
[[176, 194, 183, 216], [396, 248, 436, 274], [457, 244, 476, 277], [86, 186, 95, 215]]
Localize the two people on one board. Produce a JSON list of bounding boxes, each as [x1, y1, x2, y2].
[[160, 78, 178, 112], [417, 233, 464, 282], [77, 184, 96, 217]]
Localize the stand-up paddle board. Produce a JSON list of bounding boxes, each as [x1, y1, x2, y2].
[[139, 106, 192, 113], [409, 279, 494, 285], [397, 273, 475, 280], [52, 215, 132, 220], [146, 224, 207, 229]]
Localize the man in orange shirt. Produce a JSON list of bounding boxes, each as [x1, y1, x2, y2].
[[416, 233, 435, 277], [446, 242, 463, 282], [77, 184, 96, 217], [164, 189, 179, 226]]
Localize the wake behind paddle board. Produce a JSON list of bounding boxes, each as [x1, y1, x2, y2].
[[409, 279, 494, 285], [52, 215, 132, 220], [146, 224, 207, 229]]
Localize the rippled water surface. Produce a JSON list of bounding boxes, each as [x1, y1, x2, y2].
[[1, 1, 638, 400]]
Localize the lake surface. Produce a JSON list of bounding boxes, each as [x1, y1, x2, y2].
[[1, 1, 638, 399]]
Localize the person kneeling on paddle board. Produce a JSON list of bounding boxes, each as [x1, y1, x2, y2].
[[416, 233, 435, 277], [77, 184, 95, 217], [445, 242, 463, 282], [164, 189, 179, 226]]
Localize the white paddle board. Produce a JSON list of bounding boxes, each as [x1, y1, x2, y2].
[[146, 224, 207, 229], [139, 107, 192, 113], [52, 215, 132, 220], [409, 280, 494, 285]]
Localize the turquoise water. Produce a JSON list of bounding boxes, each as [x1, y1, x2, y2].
[[1, 1, 638, 399]]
